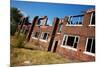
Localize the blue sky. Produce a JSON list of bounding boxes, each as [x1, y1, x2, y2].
[[11, 0, 95, 25]]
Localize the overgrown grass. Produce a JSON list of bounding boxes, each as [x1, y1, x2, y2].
[[24, 40, 45, 50], [10, 33, 71, 67], [11, 33, 26, 48], [11, 48, 71, 66]]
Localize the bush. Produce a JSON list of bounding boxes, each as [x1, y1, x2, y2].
[[11, 23, 17, 36], [11, 34, 26, 48]]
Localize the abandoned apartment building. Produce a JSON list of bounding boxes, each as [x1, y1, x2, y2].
[[17, 8, 95, 62]]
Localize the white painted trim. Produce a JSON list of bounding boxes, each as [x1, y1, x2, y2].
[[89, 25, 95, 26], [32, 36, 48, 42], [58, 40, 61, 45], [84, 38, 95, 54], [83, 51, 95, 56], [51, 40, 56, 52], [84, 38, 88, 51], [61, 34, 80, 50], [89, 12, 95, 26], [39, 39, 48, 42], [57, 33, 61, 34], [66, 15, 84, 26], [66, 24, 83, 26], [90, 38, 94, 53], [40, 32, 49, 40], [61, 35, 68, 46], [61, 45, 77, 51], [40, 32, 43, 39], [61, 35, 65, 46], [32, 37, 38, 40]]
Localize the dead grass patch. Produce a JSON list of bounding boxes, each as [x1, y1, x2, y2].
[[11, 48, 71, 66]]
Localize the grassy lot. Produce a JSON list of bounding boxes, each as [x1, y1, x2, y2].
[[11, 48, 71, 66], [10, 34, 71, 66]]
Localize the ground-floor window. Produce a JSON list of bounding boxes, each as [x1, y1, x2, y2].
[[41, 32, 49, 40], [34, 32, 40, 38], [62, 35, 79, 49], [85, 38, 95, 54]]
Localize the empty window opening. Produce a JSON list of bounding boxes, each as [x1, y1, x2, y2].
[[58, 23, 63, 33], [86, 38, 95, 54], [90, 12, 95, 25], [34, 32, 39, 38], [62, 35, 79, 49], [68, 15, 84, 25], [41, 32, 49, 40], [37, 16, 48, 26]]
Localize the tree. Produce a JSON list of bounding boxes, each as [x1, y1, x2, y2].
[[10, 7, 23, 35]]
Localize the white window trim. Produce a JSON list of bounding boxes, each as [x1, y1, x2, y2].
[[57, 33, 61, 34], [89, 12, 95, 26], [58, 23, 63, 33], [89, 25, 95, 26], [31, 32, 39, 39], [32, 37, 38, 40], [51, 40, 56, 52], [66, 16, 83, 26], [39, 39, 48, 42], [61, 45, 77, 51], [66, 24, 83, 26], [32, 36, 48, 43], [84, 38, 95, 56], [61, 35, 80, 51], [51, 40, 61, 52], [83, 52, 95, 56], [40, 32, 49, 41]]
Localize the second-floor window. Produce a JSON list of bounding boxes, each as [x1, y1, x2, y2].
[[90, 12, 95, 26], [68, 15, 84, 25], [58, 23, 63, 33]]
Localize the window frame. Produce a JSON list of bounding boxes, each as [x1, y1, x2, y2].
[[84, 38, 95, 56], [40, 32, 49, 41], [89, 12, 95, 26], [61, 35, 80, 51], [31, 32, 38, 39], [66, 15, 84, 26], [58, 23, 63, 33]]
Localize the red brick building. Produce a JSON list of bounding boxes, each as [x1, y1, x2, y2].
[[18, 9, 95, 62]]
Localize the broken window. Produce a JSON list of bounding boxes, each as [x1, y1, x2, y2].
[[63, 35, 67, 46], [58, 23, 63, 33], [34, 32, 39, 38], [41, 32, 49, 40], [90, 12, 95, 25], [37, 16, 48, 26], [86, 38, 95, 54], [62, 35, 79, 49], [68, 15, 84, 25]]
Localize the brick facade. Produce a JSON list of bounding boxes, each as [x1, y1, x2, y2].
[[18, 9, 95, 62]]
